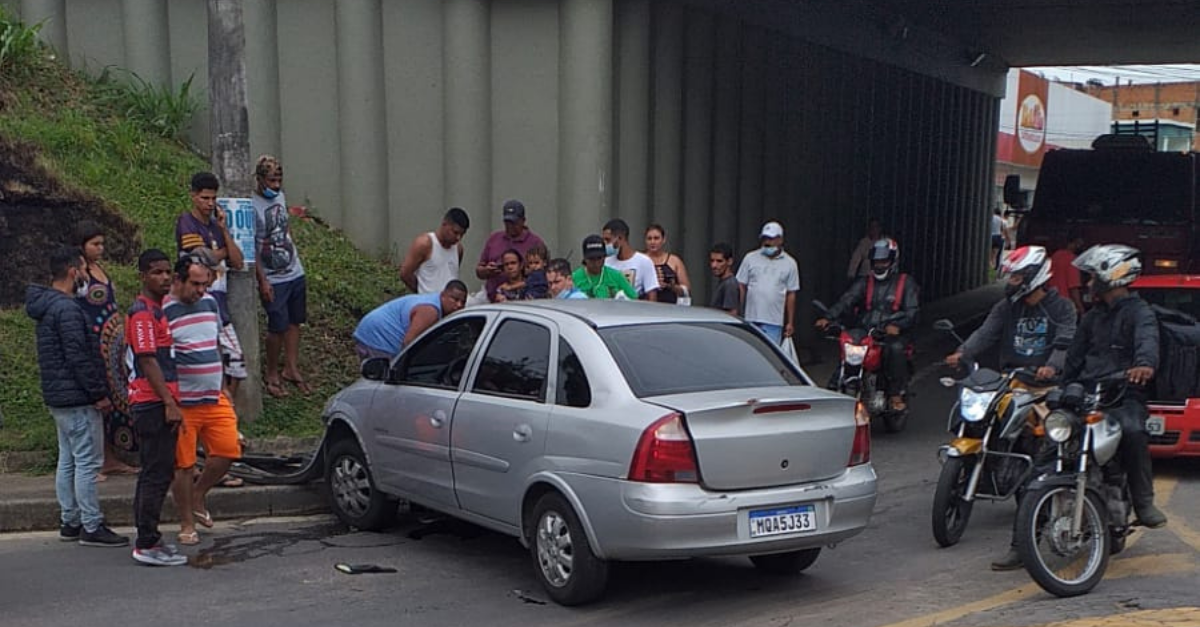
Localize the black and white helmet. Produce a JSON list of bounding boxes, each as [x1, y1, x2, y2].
[[869, 238, 899, 280], [1072, 244, 1142, 294]]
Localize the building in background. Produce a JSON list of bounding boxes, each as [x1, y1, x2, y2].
[[995, 69, 1113, 209], [1082, 81, 1200, 152]]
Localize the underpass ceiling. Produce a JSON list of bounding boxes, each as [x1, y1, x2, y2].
[[866, 0, 1200, 67]]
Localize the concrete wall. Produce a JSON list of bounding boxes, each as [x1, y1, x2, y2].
[[13, 0, 1000, 317]]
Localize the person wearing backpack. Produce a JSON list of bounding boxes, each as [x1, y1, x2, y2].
[[816, 238, 920, 412], [1061, 244, 1167, 529]]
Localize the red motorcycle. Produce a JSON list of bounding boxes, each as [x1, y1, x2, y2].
[[815, 300, 912, 433]]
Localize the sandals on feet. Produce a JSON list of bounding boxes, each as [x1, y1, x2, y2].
[[265, 379, 289, 398], [282, 375, 314, 395], [193, 509, 214, 528], [218, 475, 244, 488], [177, 530, 201, 545]]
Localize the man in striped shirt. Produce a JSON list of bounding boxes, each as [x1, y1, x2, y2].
[[164, 256, 242, 546]]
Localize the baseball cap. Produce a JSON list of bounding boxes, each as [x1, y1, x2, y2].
[[760, 221, 784, 239], [502, 200, 526, 222], [582, 234, 606, 260]]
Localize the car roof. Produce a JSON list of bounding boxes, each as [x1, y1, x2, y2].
[[1132, 274, 1200, 290], [462, 299, 741, 328]]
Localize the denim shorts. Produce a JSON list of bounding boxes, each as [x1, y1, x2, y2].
[[264, 276, 307, 333]]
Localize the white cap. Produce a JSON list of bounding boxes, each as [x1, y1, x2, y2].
[[760, 221, 784, 239]]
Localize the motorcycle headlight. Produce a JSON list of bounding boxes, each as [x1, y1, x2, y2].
[[844, 343, 868, 366], [1044, 410, 1076, 443], [959, 388, 997, 423]]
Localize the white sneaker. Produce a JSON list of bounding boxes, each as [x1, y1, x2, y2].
[[132, 544, 188, 566]]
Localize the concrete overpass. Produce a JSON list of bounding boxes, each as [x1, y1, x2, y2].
[[10, 0, 1200, 315]]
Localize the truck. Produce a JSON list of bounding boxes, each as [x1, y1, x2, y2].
[[1015, 134, 1200, 274]]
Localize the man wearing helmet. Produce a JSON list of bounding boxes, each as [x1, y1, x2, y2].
[[945, 246, 1078, 571], [947, 246, 1077, 379], [816, 238, 920, 411], [1061, 244, 1166, 529]]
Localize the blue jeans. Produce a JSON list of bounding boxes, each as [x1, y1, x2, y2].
[[50, 405, 104, 532], [751, 322, 784, 345]]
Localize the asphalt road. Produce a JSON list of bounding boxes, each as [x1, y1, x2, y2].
[[1, 328, 1197, 627]]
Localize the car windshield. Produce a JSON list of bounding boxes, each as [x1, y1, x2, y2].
[[1032, 151, 1194, 225], [599, 322, 805, 397], [1135, 287, 1200, 320]]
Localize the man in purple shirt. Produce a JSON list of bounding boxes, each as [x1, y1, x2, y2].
[[475, 199, 547, 299]]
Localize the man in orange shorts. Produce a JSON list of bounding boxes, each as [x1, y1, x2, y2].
[[164, 256, 242, 545]]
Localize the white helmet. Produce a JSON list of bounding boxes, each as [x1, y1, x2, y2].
[[1000, 246, 1052, 303], [1071, 244, 1142, 294]]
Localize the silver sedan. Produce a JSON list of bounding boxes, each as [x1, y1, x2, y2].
[[321, 300, 877, 605]]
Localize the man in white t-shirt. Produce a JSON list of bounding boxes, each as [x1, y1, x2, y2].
[[737, 221, 801, 345], [602, 218, 660, 301]]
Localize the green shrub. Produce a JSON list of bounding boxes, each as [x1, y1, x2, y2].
[[0, 6, 44, 77], [94, 67, 202, 141]]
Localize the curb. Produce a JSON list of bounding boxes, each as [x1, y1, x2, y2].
[[0, 435, 323, 474], [0, 481, 329, 533]]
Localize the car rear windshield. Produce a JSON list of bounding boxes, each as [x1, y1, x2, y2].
[[1033, 151, 1194, 225], [599, 322, 805, 397]]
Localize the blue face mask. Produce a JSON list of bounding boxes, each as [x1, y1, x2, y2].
[[605, 244, 618, 257], [761, 246, 779, 257], [262, 187, 280, 199]]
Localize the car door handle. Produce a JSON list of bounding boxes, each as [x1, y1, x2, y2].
[[513, 424, 533, 442], [430, 410, 447, 429]]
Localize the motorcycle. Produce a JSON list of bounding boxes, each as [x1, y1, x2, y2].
[[1014, 372, 1135, 597], [814, 300, 912, 433], [930, 318, 1048, 547]]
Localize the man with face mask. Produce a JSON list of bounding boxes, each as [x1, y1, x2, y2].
[[816, 238, 919, 411], [738, 221, 802, 345], [944, 246, 1077, 571], [26, 247, 128, 548]]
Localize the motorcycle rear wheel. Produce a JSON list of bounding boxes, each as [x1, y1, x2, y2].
[[1016, 485, 1110, 597], [931, 457, 975, 547]]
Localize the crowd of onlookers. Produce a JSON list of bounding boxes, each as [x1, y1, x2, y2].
[[27, 156, 308, 565], [356, 199, 806, 360]]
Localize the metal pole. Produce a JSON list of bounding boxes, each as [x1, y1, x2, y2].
[[207, 0, 262, 421]]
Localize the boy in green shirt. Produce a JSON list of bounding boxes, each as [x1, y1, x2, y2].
[[573, 235, 637, 299]]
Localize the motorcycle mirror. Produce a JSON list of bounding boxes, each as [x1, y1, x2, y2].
[[939, 376, 956, 388], [932, 319, 955, 332]]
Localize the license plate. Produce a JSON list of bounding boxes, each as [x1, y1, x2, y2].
[[1146, 416, 1165, 436], [748, 504, 817, 538]]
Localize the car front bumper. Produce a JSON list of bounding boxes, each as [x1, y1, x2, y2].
[[1148, 402, 1200, 458], [560, 463, 877, 561]]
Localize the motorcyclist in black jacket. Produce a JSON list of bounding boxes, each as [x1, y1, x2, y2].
[[945, 245, 1078, 571], [816, 238, 920, 411], [1061, 244, 1167, 530]]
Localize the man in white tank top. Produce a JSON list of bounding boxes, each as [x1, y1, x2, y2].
[[399, 208, 471, 294]]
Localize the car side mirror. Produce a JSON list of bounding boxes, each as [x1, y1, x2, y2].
[[933, 319, 955, 332], [361, 357, 390, 381]]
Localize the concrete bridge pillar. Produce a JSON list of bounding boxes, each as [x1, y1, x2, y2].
[[443, 0, 492, 267], [120, 0, 171, 85], [245, 0, 281, 160], [558, 0, 614, 251]]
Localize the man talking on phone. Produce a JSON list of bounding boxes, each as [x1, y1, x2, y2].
[[175, 172, 248, 399]]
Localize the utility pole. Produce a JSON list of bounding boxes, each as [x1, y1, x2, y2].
[[207, 0, 262, 421]]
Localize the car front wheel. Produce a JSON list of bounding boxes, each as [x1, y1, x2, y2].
[[750, 548, 822, 575], [529, 492, 609, 606], [326, 438, 397, 530]]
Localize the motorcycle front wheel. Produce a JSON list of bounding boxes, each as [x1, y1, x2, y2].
[[1015, 485, 1110, 597], [931, 457, 975, 547]]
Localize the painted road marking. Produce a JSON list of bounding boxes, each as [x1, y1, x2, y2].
[[990, 606, 1200, 627]]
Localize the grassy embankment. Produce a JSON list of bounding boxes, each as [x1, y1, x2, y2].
[[0, 10, 400, 454]]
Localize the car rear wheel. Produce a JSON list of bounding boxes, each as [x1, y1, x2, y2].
[[749, 548, 821, 575], [326, 438, 396, 531], [529, 492, 609, 606]]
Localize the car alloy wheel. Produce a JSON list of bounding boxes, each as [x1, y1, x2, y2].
[[536, 510, 573, 588], [332, 454, 371, 519]]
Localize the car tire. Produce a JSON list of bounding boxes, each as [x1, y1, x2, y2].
[[529, 492, 609, 606], [749, 548, 821, 575], [326, 437, 397, 531]]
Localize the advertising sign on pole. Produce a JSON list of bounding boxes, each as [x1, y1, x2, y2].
[[218, 197, 256, 265]]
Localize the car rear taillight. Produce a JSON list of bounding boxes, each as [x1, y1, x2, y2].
[[848, 402, 871, 466], [629, 413, 699, 483]]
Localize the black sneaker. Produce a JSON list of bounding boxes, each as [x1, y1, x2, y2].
[[79, 524, 130, 547], [59, 523, 82, 542]]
